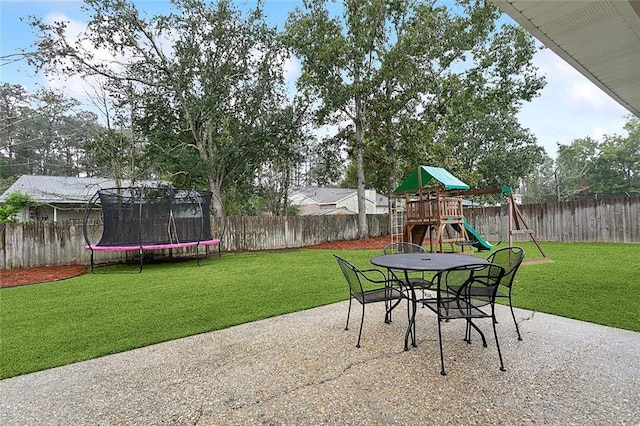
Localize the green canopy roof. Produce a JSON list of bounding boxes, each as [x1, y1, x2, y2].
[[393, 166, 469, 194]]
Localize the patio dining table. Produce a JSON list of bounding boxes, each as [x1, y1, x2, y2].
[[370, 253, 489, 350]]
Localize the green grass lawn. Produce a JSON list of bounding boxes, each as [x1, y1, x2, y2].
[[1, 242, 638, 379]]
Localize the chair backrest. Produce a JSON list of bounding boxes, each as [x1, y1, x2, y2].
[[434, 263, 506, 303], [487, 247, 525, 289], [382, 242, 425, 255], [334, 255, 364, 296]]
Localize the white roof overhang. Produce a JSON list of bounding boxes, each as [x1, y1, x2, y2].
[[491, 0, 640, 117]]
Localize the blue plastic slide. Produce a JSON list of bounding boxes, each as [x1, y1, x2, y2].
[[461, 217, 492, 251]]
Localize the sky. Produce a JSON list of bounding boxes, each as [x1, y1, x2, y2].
[[0, 0, 632, 159]]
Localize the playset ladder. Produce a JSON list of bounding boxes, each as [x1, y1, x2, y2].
[[390, 196, 405, 246]]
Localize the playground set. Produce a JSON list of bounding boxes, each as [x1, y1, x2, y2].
[[390, 166, 546, 257]]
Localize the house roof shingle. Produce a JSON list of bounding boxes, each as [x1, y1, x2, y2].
[[0, 175, 162, 204], [292, 187, 388, 206], [304, 207, 356, 216], [294, 187, 357, 205]]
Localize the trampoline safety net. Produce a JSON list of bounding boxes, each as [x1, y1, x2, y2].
[[96, 187, 213, 246]]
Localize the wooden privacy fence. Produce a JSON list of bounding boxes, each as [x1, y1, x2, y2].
[[465, 196, 640, 245], [0, 214, 389, 269], [1, 197, 638, 269]]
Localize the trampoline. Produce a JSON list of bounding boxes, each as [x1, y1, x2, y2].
[[83, 187, 220, 272]]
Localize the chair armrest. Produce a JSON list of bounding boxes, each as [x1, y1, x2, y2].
[[359, 268, 407, 290], [359, 268, 388, 282]]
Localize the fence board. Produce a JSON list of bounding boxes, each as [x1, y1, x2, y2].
[[465, 197, 640, 244], [1, 197, 638, 270], [1, 214, 389, 269]]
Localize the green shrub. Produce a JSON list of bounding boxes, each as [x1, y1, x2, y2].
[[0, 190, 38, 222]]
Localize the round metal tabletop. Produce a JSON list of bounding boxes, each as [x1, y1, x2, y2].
[[370, 252, 488, 272]]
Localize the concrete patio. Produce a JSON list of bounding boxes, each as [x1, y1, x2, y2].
[[1, 302, 639, 425]]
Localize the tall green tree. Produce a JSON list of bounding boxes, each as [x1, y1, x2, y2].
[[253, 99, 312, 216], [30, 89, 82, 176], [0, 83, 31, 178], [81, 80, 146, 185], [286, 0, 390, 237], [367, 0, 545, 192], [286, 0, 545, 234], [29, 0, 292, 216], [554, 137, 599, 200], [1, 84, 100, 179], [591, 116, 640, 194], [520, 152, 556, 203], [522, 116, 640, 203]]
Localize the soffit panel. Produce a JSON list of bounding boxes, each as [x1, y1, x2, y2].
[[491, 0, 640, 117]]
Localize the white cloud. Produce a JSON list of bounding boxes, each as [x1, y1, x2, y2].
[[589, 126, 608, 141], [42, 13, 120, 102], [537, 47, 627, 116], [533, 47, 576, 78], [565, 81, 619, 112], [517, 46, 629, 157], [283, 55, 301, 82], [45, 12, 84, 39]]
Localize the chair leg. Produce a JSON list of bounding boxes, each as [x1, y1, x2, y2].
[[356, 303, 365, 348], [411, 301, 417, 348], [492, 314, 507, 372], [509, 296, 523, 340], [467, 320, 487, 347], [404, 298, 412, 351], [384, 294, 392, 324], [385, 298, 402, 324], [436, 316, 446, 376], [345, 297, 352, 331]]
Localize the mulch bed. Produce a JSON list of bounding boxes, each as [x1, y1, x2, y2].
[[1, 264, 88, 288], [1, 236, 544, 287], [0, 235, 393, 288], [304, 235, 391, 250]]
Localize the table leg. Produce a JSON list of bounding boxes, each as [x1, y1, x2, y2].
[[404, 270, 418, 350]]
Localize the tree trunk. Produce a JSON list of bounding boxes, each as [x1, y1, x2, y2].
[[208, 179, 225, 219], [355, 118, 368, 239]]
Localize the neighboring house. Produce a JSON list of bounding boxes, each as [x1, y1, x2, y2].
[[289, 187, 389, 216], [0, 175, 162, 222]]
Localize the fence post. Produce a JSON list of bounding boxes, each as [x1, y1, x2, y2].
[[2, 198, 639, 269]]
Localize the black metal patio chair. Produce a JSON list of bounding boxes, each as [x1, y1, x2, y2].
[[382, 242, 426, 255], [486, 247, 526, 340], [334, 255, 406, 348], [382, 242, 431, 299], [447, 247, 526, 339], [422, 262, 506, 375]]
